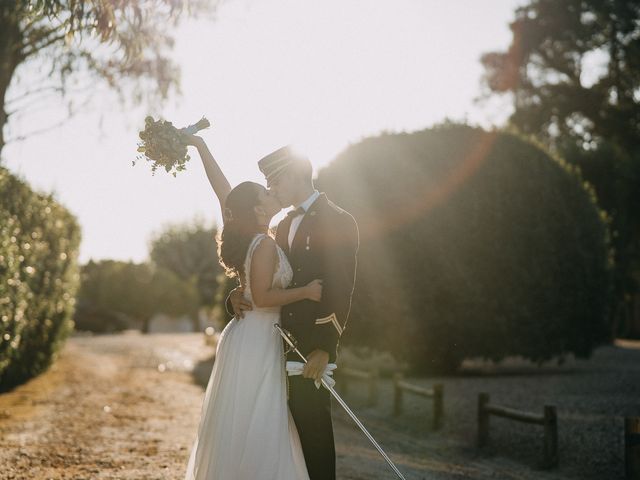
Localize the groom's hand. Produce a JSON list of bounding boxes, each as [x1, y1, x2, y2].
[[230, 287, 252, 319], [303, 349, 329, 383]]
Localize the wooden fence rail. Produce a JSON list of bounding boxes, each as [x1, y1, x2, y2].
[[477, 392, 558, 469], [338, 367, 378, 407], [393, 373, 443, 430]]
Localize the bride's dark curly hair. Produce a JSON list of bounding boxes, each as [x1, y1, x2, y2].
[[217, 181, 264, 278]]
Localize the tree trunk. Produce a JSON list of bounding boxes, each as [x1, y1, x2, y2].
[[0, 83, 7, 158], [0, 10, 25, 160], [192, 308, 202, 332], [141, 316, 151, 334]]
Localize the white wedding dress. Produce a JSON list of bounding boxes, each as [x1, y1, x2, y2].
[[184, 233, 310, 480]]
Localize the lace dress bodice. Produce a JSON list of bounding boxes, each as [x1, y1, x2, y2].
[[242, 234, 293, 312]]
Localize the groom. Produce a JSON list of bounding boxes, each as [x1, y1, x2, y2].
[[230, 145, 359, 480]]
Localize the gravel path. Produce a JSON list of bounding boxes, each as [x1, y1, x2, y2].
[[0, 332, 636, 479], [342, 339, 640, 480]]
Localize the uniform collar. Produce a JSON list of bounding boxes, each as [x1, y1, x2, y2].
[[295, 190, 320, 213]]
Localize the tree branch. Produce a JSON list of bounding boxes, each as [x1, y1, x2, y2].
[[5, 118, 71, 144], [6, 85, 64, 107], [22, 32, 67, 59], [21, 13, 49, 36], [5, 95, 93, 144], [6, 82, 96, 118]]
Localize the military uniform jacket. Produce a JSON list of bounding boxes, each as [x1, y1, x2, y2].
[[276, 193, 359, 363]]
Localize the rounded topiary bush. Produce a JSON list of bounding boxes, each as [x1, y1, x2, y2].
[[0, 167, 81, 391], [317, 124, 613, 374]]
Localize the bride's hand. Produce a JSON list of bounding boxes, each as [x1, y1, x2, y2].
[[182, 132, 204, 147], [305, 279, 323, 302]]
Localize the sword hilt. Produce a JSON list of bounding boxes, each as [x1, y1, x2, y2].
[[273, 323, 407, 479], [274, 324, 304, 358], [274, 324, 296, 347]]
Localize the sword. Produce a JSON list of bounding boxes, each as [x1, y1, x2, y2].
[[274, 324, 407, 480]]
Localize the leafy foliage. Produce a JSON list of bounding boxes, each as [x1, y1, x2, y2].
[[317, 124, 613, 373], [481, 0, 639, 150], [0, 166, 81, 391], [480, 0, 640, 335], [75, 259, 200, 333], [560, 140, 640, 337], [148, 219, 222, 308], [0, 0, 216, 154]]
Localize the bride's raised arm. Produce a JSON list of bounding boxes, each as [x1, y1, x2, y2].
[[185, 135, 232, 217]]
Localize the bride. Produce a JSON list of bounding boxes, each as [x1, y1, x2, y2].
[[183, 134, 318, 480]]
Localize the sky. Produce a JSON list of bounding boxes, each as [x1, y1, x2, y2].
[[3, 0, 522, 264]]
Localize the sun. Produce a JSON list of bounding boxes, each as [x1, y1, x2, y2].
[[289, 134, 352, 173]]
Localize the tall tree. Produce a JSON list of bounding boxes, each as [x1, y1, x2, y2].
[[148, 219, 222, 309], [0, 0, 215, 157], [480, 0, 640, 335]]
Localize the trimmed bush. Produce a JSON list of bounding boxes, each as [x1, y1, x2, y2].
[[0, 167, 81, 391], [317, 124, 614, 373]]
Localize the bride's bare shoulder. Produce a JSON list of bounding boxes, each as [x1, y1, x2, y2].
[[251, 234, 277, 256], [249, 235, 279, 277]]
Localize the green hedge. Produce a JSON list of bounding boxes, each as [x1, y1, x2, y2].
[[317, 124, 614, 373], [0, 167, 81, 391]]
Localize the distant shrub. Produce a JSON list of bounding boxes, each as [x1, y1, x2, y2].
[[317, 124, 614, 373], [73, 302, 130, 333], [0, 167, 81, 391], [148, 220, 223, 308], [75, 259, 200, 333]]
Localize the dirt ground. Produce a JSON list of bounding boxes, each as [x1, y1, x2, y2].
[[0, 331, 633, 479]]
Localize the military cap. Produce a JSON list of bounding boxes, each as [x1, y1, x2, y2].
[[257, 145, 309, 186]]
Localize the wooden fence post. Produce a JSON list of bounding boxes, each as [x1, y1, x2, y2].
[[626, 417, 640, 479], [432, 383, 444, 430], [393, 372, 403, 416], [477, 392, 490, 448], [543, 405, 558, 469]]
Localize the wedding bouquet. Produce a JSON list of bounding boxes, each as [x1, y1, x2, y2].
[[134, 116, 210, 176]]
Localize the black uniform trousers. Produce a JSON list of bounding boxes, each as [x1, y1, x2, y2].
[[288, 375, 335, 480]]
